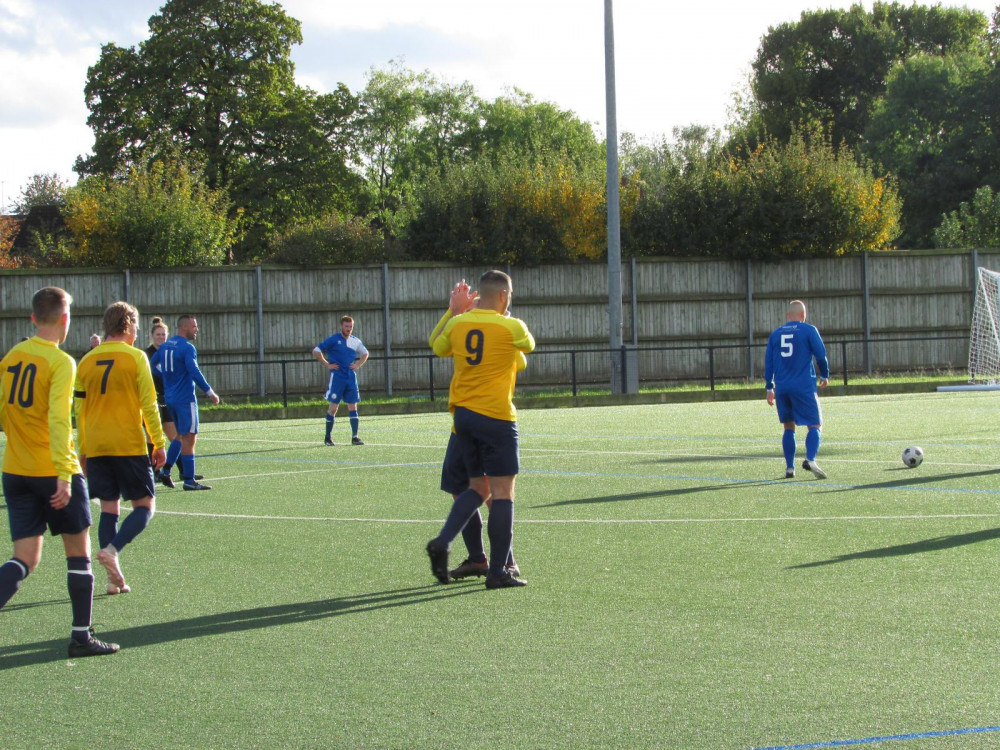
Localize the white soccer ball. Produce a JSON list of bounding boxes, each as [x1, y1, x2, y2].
[[902, 446, 924, 468]]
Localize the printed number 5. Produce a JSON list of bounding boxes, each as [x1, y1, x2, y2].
[[780, 334, 794, 358]]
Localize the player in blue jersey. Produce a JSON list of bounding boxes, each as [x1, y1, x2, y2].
[[149, 315, 219, 490], [764, 300, 830, 479], [313, 316, 369, 446]]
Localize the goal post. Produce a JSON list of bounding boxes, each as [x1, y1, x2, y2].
[[939, 267, 1000, 391]]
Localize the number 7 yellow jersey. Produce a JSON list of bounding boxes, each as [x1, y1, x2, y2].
[[75, 342, 166, 458], [430, 308, 535, 421], [0, 337, 81, 480]]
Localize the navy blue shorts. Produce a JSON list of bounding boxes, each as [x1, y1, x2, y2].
[[86, 456, 156, 502], [441, 407, 519, 488], [325, 372, 360, 405], [775, 389, 823, 426], [440, 432, 470, 495], [3, 473, 91, 540], [167, 400, 199, 435]]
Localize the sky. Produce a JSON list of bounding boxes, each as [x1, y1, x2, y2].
[[1, 0, 997, 210]]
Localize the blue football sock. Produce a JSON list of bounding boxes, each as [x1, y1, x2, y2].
[[436, 488, 485, 546], [806, 427, 821, 462], [325, 414, 334, 439], [165, 439, 183, 471], [460, 509, 487, 564], [782, 429, 796, 469], [98, 512, 119, 550], [487, 499, 514, 576], [0, 558, 29, 609], [180, 455, 196, 482], [112, 506, 153, 552], [67, 557, 94, 641], [349, 411, 359, 438]]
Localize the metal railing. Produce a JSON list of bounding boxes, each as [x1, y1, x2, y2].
[[195, 334, 967, 407]]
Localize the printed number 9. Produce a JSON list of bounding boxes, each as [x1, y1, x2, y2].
[[466, 330, 484, 365]]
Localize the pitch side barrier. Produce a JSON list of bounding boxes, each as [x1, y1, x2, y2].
[[194, 334, 967, 407]]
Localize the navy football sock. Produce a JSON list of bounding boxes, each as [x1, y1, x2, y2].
[[349, 412, 359, 438], [325, 414, 334, 439], [67, 557, 94, 642], [460, 509, 487, 563], [0, 558, 29, 609], [112, 506, 153, 552], [98, 512, 119, 550], [782, 429, 796, 469], [436, 489, 484, 547], [487, 499, 514, 577], [806, 427, 821, 462]]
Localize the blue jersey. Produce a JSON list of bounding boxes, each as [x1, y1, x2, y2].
[[316, 333, 368, 382], [150, 335, 213, 404], [764, 321, 830, 393]]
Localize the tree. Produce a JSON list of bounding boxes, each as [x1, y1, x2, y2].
[[63, 158, 237, 268], [748, 3, 987, 150], [77, 0, 358, 260], [13, 174, 69, 214], [626, 128, 901, 259], [934, 186, 1000, 248], [0, 216, 20, 269], [864, 50, 996, 246]]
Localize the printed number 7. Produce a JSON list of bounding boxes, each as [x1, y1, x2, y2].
[[96, 359, 114, 394]]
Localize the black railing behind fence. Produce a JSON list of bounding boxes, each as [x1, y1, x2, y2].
[[197, 335, 967, 408]]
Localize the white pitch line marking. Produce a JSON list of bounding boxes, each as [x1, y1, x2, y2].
[[150, 510, 1000, 524]]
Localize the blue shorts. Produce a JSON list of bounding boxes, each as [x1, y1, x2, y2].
[[86, 456, 156, 502], [167, 400, 199, 435], [775, 390, 823, 426], [325, 372, 360, 405], [3, 473, 91, 540], [441, 407, 520, 487]]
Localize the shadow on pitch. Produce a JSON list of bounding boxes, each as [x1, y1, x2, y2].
[[821, 466, 1000, 494], [534, 480, 780, 508], [0, 584, 479, 670], [788, 526, 1000, 569]]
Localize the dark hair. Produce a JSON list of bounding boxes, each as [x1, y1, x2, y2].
[[103, 301, 138, 337], [151, 316, 168, 335], [479, 270, 512, 298], [177, 314, 195, 328], [31, 287, 72, 325]]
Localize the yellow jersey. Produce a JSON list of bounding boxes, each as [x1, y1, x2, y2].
[[0, 337, 81, 480], [430, 308, 535, 421], [75, 341, 166, 457]]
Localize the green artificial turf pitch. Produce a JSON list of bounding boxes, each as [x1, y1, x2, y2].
[[2, 392, 1000, 749]]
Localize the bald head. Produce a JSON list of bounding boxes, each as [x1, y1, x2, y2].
[[787, 300, 807, 322]]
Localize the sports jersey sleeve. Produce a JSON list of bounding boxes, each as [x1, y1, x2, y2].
[[764, 333, 777, 390], [48, 353, 78, 481], [811, 328, 831, 379], [429, 311, 452, 353], [510, 318, 535, 354], [137, 351, 166, 451], [183, 343, 213, 394]]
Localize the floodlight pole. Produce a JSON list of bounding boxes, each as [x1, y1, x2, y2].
[[605, 0, 624, 394]]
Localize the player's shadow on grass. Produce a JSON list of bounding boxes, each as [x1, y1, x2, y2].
[[0, 584, 479, 670], [197, 447, 301, 459], [648, 453, 775, 465], [535, 481, 779, 508], [822, 466, 1000, 493], [788, 526, 1000, 569]]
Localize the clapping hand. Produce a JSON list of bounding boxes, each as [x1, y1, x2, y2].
[[449, 279, 478, 316]]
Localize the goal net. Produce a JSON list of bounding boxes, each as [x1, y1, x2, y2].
[[942, 267, 1000, 390]]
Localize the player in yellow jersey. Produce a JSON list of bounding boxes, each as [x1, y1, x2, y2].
[[76, 301, 167, 595], [0, 287, 119, 657], [425, 270, 535, 589]]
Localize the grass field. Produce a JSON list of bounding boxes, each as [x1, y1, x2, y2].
[[3, 392, 1000, 749]]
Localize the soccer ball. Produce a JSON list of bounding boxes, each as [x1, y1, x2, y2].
[[902, 446, 924, 468]]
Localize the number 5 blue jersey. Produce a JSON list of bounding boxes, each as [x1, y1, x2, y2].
[[764, 321, 830, 393]]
